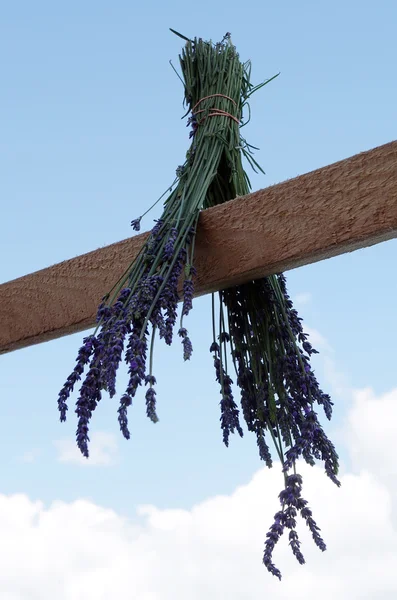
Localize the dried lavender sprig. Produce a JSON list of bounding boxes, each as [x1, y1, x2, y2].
[[74, 337, 104, 457], [130, 177, 180, 233], [118, 330, 148, 439], [131, 218, 141, 231], [145, 375, 159, 423], [210, 328, 243, 447], [178, 327, 193, 361], [182, 277, 194, 316], [263, 473, 325, 579], [57, 335, 96, 421], [163, 227, 178, 261], [144, 328, 159, 423]]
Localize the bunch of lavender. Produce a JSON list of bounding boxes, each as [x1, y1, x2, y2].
[[215, 279, 340, 578], [58, 33, 274, 452], [58, 31, 340, 579]]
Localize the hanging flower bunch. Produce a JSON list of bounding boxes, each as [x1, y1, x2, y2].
[[58, 30, 340, 579]]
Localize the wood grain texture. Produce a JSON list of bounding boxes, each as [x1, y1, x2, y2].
[[1, 140, 397, 354]]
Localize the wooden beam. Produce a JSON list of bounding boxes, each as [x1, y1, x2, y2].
[[1, 140, 397, 355]]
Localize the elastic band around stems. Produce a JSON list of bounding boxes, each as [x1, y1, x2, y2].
[[191, 94, 240, 126], [194, 109, 240, 125], [191, 93, 237, 113]]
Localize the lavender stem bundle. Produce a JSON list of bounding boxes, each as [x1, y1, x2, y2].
[[58, 31, 340, 580]]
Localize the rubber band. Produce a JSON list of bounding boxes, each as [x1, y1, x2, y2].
[[197, 110, 240, 125], [192, 94, 240, 126], [192, 93, 237, 113]]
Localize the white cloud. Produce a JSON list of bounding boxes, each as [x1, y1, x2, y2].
[[294, 292, 312, 306], [54, 431, 119, 467], [19, 449, 41, 463], [0, 455, 396, 597], [304, 325, 332, 353], [323, 355, 352, 398], [5, 333, 397, 598], [344, 387, 397, 484], [301, 326, 351, 399]]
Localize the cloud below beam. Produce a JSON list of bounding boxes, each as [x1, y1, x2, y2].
[[2, 384, 397, 599], [0, 460, 395, 599]]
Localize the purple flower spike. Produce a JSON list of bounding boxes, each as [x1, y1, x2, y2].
[[104, 320, 129, 398], [182, 278, 194, 316], [178, 327, 193, 361], [58, 335, 96, 422], [145, 375, 159, 423], [289, 530, 305, 565], [187, 114, 198, 138], [75, 359, 103, 457], [182, 336, 193, 361], [163, 227, 178, 261], [211, 348, 243, 446], [160, 248, 186, 345], [96, 303, 112, 324], [264, 473, 325, 579], [256, 432, 273, 468], [118, 394, 132, 440], [118, 331, 148, 439], [262, 510, 284, 580], [210, 341, 220, 353], [131, 217, 141, 231]]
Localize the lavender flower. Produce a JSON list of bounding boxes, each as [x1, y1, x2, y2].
[[96, 302, 112, 324], [151, 219, 164, 239], [178, 327, 193, 360], [294, 496, 326, 553], [163, 227, 178, 261], [302, 340, 318, 356], [219, 331, 230, 343], [234, 351, 257, 432], [164, 299, 178, 346], [182, 278, 194, 316], [319, 393, 333, 421], [133, 277, 162, 319], [256, 430, 273, 468], [288, 529, 305, 565], [262, 511, 284, 580], [210, 341, 220, 353], [264, 474, 324, 579], [145, 220, 165, 259], [187, 114, 198, 138], [131, 217, 142, 231], [103, 319, 129, 398], [57, 335, 96, 422], [283, 409, 340, 487], [211, 344, 243, 446], [75, 350, 103, 457], [118, 330, 148, 439], [145, 375, 159, 423], [160, 248, 186, 345]]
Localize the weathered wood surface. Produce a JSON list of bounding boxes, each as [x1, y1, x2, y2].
[[1, 140, 396, 354]]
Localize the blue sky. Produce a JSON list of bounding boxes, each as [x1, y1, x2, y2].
[[1, 1, 397, 597]]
